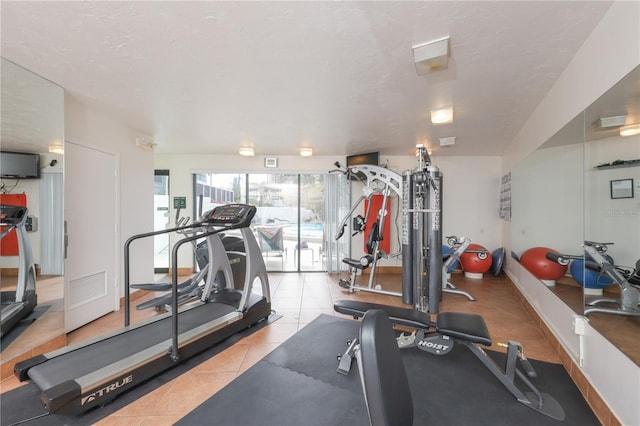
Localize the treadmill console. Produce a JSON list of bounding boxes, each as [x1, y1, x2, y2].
[[200, 204, 257, 228], [0, 204, 28, 226]]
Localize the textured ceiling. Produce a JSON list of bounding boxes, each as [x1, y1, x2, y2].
[[0, 1, 613, 157]]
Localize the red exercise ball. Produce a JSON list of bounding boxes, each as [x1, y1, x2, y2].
[[459, 244, 492, 278], [520, 247, 567, 284]]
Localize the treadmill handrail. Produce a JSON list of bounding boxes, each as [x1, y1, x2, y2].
[[168, 224, 245, 361], [124, 225, 229, 351], [125, 221, 250, 359]]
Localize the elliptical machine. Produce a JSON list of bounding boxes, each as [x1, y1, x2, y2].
[[547, 241, 640, 317], [0, 204, 37, 337], [442, 235, 477, 301], [131, 208, 247, 312]]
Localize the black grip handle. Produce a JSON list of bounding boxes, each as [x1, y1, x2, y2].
[[545, 252, 568, 265], [519, 357, 537, 379], [585, 261, 602, 272]]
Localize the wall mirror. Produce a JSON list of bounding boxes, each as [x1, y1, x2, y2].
[[511, 65, 640, 366], [0, 57, 65, 365]]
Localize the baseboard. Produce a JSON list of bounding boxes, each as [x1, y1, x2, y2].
[[0, 266, 41, 277], [167, 267, 193, 277], [504, 276, 619, 426]]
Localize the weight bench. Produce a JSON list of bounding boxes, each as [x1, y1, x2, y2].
[[334, 299, 565, 421], [335, 299, 490, 344]]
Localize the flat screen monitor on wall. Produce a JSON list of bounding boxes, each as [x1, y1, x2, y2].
[[346, 151, 379, 181], [0, 151, 41, 179], [346, 151, 379, 168]]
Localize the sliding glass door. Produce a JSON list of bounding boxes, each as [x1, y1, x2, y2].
[[193, 172, 334, 272], [298, 174, 325, 271]]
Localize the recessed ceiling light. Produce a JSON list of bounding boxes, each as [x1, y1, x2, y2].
[[431, 107, 454, 125], [239, 146, 255, 156], [48, 145, 64, 155], [599, 115, 627, 128], [299, 147, 313, 157], [620, 123, 640, 137]]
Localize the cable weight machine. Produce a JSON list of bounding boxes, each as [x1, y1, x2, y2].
[[336, 164, 407, 301], [404, 144, 443, 313], [336, 146, 445, 313], [335, 151, 566, 421]]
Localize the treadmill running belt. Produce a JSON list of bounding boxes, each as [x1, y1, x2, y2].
[[28, 302, 236, 390]]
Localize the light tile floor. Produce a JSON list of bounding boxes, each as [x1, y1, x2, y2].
[[1, 272, 562, 425]]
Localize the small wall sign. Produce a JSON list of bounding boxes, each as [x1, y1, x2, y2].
[[264, 157, 278, 168], [610, 179, 634, 199], [173, 196, 187, 209]]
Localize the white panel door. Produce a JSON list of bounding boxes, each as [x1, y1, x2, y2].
[[64, 141, 118, 332]]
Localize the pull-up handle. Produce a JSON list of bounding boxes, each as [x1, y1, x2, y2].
[[545, 252, 570, 266]]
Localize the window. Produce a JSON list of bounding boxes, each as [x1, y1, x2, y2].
[[193, 173, 343, 272]]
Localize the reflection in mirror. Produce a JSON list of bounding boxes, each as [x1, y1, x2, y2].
[[0, 58, 65, 368], [511, 65, 640, 366], [510, 111, 585, 285], [582, 66, 640, 363]]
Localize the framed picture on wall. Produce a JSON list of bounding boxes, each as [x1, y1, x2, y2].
[[610, 178, 634, 199]]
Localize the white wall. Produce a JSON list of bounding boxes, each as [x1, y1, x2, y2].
[[584, 135, 640, 267], [511, 143, 584, 256], [64, 95, 155, 297], [435, 156, 503, 252], [502, 2, 640, 424]]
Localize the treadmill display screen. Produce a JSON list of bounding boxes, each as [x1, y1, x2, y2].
[[202, 204, 256, 227]]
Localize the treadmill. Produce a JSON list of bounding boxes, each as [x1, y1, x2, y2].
[[1, 204, 37, 338], [15, 203, 271, 415]]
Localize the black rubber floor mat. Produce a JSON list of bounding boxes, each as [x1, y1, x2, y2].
[[178, 314, 599, 426], [1, 306, 51, 351]]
